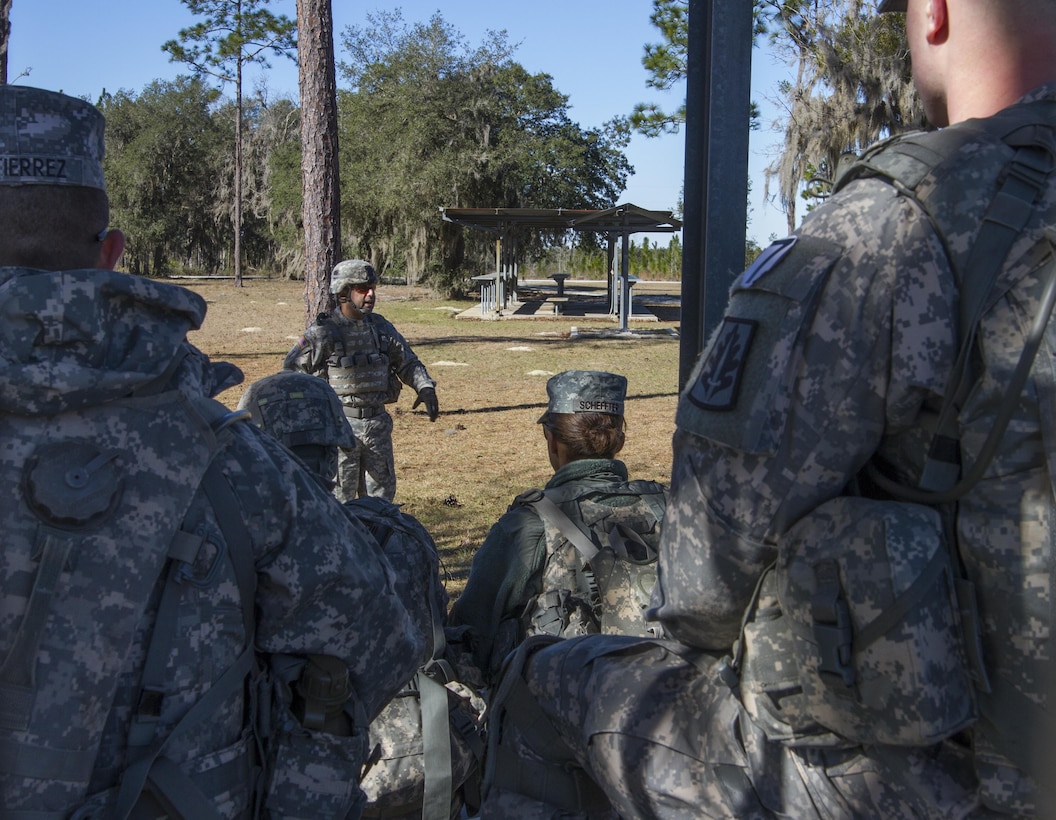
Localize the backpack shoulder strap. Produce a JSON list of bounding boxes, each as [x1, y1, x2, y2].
[[526, 492, 599, 562], [861, 121, 1056, 502], [115, 405, 259, 820]]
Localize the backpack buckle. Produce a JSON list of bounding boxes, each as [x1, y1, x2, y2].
[[811, 561, 856, 688]]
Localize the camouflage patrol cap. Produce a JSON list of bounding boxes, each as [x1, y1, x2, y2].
[[0, 85, 106, 190], [330, 259, 379, 294], [877, 0, 906, 12], [237, 371, 356, 450], [538, 370, 627, 422]]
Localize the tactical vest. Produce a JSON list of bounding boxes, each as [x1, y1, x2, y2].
[[518, 480, 668, 640], [325, 316, 399, 404], [0, 391, 260, 819], [739, 97, 1056, 809]]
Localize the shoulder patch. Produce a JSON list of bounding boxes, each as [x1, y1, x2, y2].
[[677, 234, 845, 455], [686, 318, 756, 411]]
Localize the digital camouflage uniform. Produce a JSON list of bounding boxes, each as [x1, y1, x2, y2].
[[482, 85, 1056, 818], [0, 88, 423, 819], [239, 371, 485, 820], [0, 269, 424, 817], [284, 272, 436, 503]]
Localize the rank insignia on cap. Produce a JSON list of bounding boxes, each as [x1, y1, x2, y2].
[[687, 317, 756, 411]]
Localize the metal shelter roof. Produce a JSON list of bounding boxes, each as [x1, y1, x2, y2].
[[439, 203, 682, 234]]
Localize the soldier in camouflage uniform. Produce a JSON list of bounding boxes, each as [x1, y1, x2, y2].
[[284, 259, 439, 502], [239, 371, 486, 820], [450, 370, 667, 687], [480, 1, 1056, 817], [0, 86, 423, 818]]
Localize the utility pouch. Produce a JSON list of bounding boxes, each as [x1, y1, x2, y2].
[[776, 495, 977, 746], [262, 655, 368, 819], [737, 568, 847, 747]]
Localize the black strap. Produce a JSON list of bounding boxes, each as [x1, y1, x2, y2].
[[0, 532, 75, 732], [919, 136, 1056, 495]]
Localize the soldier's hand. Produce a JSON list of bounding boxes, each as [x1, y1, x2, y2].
[[413, 387, 439, 422]]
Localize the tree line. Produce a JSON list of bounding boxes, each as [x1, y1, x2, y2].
[[98, 11, 644, 295], [0, 1, 920, 296]]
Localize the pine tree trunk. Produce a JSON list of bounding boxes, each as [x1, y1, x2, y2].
[[0, 0, 11, 85], [234, 58, 244, 287], [296, 0, 340, 327]]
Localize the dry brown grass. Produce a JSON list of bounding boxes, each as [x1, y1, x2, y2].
[[183, 277, 682, 603]]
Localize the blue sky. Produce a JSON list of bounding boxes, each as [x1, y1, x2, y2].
[[8, 0, 792, 247]]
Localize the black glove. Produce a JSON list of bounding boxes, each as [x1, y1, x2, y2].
[[413, 387, 439, 422]]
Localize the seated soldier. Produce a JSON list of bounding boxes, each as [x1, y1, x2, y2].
[[238, 371, 485, 820], [449, 370, 667, 687], [0, 86, 421, 819]]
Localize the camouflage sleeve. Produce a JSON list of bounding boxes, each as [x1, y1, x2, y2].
[[343, 496, 448, 669], [449, 505, 546, 682], [650, 178, 958, 651], [224, 424, 424, 721], [283, 317, 334, 376], [374, 314, 435, 392]]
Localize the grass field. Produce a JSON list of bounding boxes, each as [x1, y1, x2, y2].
[[183, 277, 683, 603]]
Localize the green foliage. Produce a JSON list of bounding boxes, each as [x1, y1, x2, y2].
[[161, 0, 296, 84], [758, 0, 922, 225], [335, 11, 633, 295], [623, 0, 769, 138], [163, 0, 297, 284], [100, 78, 226, 275], [628, 0, 688, 137]]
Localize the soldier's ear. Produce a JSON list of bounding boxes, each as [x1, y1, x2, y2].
[[97, 228, 126, 270], [923, 0, 948, 44]]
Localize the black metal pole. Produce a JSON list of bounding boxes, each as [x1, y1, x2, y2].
[[679, 0, 753, 390]]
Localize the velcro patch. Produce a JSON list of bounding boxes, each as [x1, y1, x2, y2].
[[740, 236, 797, 287], [686, 317, 756, 411]]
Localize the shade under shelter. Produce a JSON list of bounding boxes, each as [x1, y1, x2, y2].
[[440, 203, 682, 330]]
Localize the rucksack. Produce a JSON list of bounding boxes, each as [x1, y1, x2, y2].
[[0, 391, 263, 819], [517, 480, 668, 640], [349, 496, 486, 820]]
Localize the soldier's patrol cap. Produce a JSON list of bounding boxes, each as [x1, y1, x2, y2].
[[0, 85, 106, 191], [330, 259, 379, 294], [237, 371, 356, 449], [538, 370, 627, 422], [877, 0, 906, 12]]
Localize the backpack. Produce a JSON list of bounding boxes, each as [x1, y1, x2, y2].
[[349, 497, 486, 820], [518, 480, 668, 640], [0, 391, 263, 819]]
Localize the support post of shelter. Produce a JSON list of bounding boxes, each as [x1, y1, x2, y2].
[[618, 232, 632, 332], [679, 0, 753, 389]]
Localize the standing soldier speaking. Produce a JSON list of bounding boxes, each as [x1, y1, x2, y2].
[[284, 259, 439, 501]]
